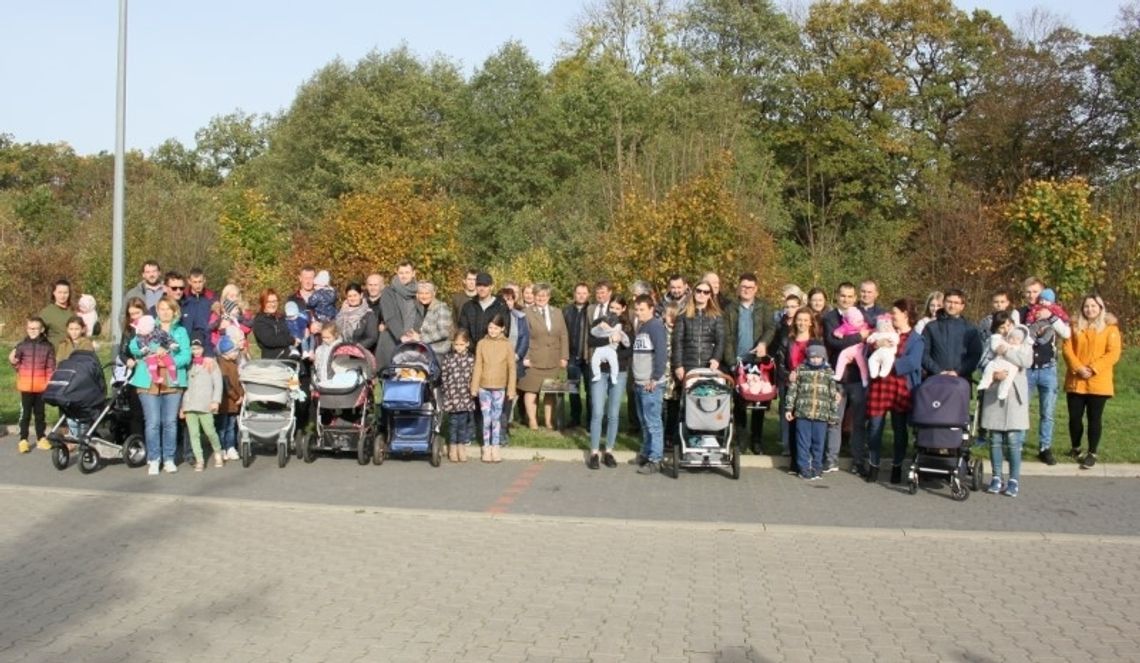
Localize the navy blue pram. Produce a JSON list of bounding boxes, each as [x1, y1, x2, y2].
[[906, 375, 983, 500], [375, 342, 444, 467]]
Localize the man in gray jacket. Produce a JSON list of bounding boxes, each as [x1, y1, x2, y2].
[[631, 295, 668, 474]]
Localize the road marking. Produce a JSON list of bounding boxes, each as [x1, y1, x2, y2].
[[485, 462, 545, 514]]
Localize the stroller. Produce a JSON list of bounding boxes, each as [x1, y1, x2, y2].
[[301, 343, 378, 465], [238, 359, 302, 468], [735, 353, 777, 411], [669, 368, 739, 479], [376, 341, 444, 467], [44, 350, 147, 473], [906, 375, 985, 500]]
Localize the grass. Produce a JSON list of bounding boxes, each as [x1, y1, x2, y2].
[[4, 339, 1137, 462]]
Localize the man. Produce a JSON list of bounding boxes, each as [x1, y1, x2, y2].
[[364, 272, 386, 319], [625, 280, 655, 433], [978, 288, 1018, 337], [723, 273, 777, 454], [287, 266, 318, 314], [702, 271, 730, 310], [377, 261, 419, 369], [661, 274, 689, 312], [822, 282, 870, 475], [921, 288, 983, 379], [458, 272, 512, 347], [857, 279, 887, 321], [631, 295, 668, 475], [124, 260, 166, 312], [563, 282, 593, 428], [1017, 277, 1071, 465], [451, 269, 478, 319], [180, 268, 217, 355], [162, 272, 186, 306], [590, 280, 613, 323]]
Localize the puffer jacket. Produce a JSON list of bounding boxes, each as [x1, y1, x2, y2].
[[671, 308, 724, 372], [181, 358, 223, 412], [784, 364, 840, 423], [12, 336, 56, 393]]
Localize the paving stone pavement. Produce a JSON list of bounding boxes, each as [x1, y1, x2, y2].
[[1, 485, 1139, 663]]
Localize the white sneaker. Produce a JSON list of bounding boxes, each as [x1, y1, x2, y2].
[[147, 461, 160, 476], [163, 462, 178, 474], [225, 448, 240, 461]]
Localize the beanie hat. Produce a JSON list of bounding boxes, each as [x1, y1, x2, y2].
[[806, 341, 827, 363], [314, 270, 331, 287], [133, 315, 155, 336], [1040, 288, 1056, 304], [217, 335, 236, 355], [284, 301, 300, 318]]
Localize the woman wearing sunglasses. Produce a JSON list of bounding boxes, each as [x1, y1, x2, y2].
[[671, 280, 725, 383]]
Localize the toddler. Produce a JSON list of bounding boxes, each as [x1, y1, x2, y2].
[[308, 270, 338, 322], [284, 301, 313, 359], [590, 314, 630, 384], [8, 317, 56, 453], [215, 335, 244, 462], [832, 308, 870, 386], [133, 314, 178, 385], [865, 314, 899, 379], [77, 294, 100, 337], [441, 329, 477, 463], [784, 342, 841, 480], [976, 325, 1029, 401], [180, 336, 223, 470]]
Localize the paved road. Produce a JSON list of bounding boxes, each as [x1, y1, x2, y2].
[[3, 447, 1140, 662]]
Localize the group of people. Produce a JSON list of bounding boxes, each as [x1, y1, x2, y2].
[[9, 262, 1124, 491]]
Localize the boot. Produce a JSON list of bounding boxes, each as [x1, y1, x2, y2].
[[491, 445, 502, 463], [447, 444, 458, 463], [864, 464, 880, 483], [890, 465, 903, 484], [457, 444, 468, 462], [481, 445, 492, 463]]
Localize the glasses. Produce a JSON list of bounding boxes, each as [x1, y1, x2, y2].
[[945, 299, 964, 306], [695, 289, 712, 295], [168, 285, 185, 291]]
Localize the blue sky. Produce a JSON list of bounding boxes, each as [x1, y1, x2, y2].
[[0, 0, 1125, 155]]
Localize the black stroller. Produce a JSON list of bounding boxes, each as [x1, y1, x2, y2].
[[906, 374, 985, 500], [43, 350, 147, 473], [303, 343, 378, 465], [375, 341, 444, 467]]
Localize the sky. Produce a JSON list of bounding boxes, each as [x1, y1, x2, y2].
[[0, 0, 1127, 155]]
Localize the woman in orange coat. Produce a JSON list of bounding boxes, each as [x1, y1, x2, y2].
[[1062, 294, 1122, 469]]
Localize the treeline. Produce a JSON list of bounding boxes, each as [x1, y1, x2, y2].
[[3, 0, 1140, 333]]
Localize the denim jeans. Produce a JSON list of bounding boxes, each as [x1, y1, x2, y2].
[[139, 391, 181, 463], [448, 411, 475, 444], [989, 429, 1024, 483], [589, 371, 627, 452], [634, 382, 664, 462], [795, 419, 828, 477], [1026, 366, 1058, 451], [216, 413, 238, 451], [867, 411, 909, 468]]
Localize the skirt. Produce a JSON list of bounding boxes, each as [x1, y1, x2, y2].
[[518, 365, 559, 393]]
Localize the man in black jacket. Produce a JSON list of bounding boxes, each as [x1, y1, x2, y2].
[[921, 288, 983, 378], [563, 282, 593, 428], [458, 272, 512, 346], [723, 273, 777, 454]]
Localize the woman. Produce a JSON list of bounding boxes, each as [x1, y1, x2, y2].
[[1062, 294, 1122, 470], [521, 283, 536, 309], [588, 297, 633, 469], [498, 286, 530, 444], [253, 289, 298, 360], [865, 299, 925, 484], [774, 307, 822, 474], [129, 296, 191, 474], [116, 297, 148, 437], [519, 283, 568, 430], [404, 281, 452, 356], [671, 281, 724, 381], [914, 290, 944, 335], [39, 279, 74, 340], [336, 282, 380, 354], [978, 310, 1033, 497]]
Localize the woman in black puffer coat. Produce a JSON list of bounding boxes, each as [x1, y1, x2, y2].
[[671, 280, 724, 381]]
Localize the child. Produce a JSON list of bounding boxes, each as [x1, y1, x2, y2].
[[180, 335, 224, 470], [312, 322, 345, 388], [865, 314, 899, 379], [470, 313, 516, 463], [976, 324, 1029, 401], [215, 335, 244, 462], [77, 294, 100, 338], [441, 329, 476, 462], [8, 317, 56, 453], [133, 314, 178, 385], [784, 342, 841, 480], [590, 314, 630, 384], [308, 270, 338, 322], [210, 284, 251, 351], [284, 301, 313, 359], [662, 302, 681, 448], [1029, 288, 1070, 324], [832, 307, 870, 386], [56, 315, 95, 362]]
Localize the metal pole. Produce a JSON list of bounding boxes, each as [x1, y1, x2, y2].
[[110, 0, 128, 345]]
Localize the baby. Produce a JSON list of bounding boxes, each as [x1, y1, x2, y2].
[[1027, 288, 1070, 325], [77, 294, 99, 337], [976, 326, 1029, 401], [832, 308, 870, 386], [284, 301, 313, 359], [308, 270, 338, 322], [865, 314, 899, 379], [133, 314, 177, 385], [590, 315, 630, 385]]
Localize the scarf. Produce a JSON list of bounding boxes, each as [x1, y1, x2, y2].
[[390, 278, 419, 330], [337, 299, 370, 341]]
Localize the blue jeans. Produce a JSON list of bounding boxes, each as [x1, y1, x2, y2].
[[216, 413, 238, 451], [139, 391, 181, 463], [634, 382, 664, 462], [989, 430, 1024, 483], [448, 411, 475, 444], [589, 371, 627, 452], [795, 419, 828, 477], [1026, 366, 1058, 451], [867, 411, 909, 468]]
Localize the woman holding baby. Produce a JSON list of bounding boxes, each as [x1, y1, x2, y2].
[[864, 299, 925, 485], [978, 310, 1034, 497]]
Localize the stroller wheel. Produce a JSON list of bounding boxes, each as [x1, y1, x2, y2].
[[51, 444, 70, 471], [240, 442, 254, 468], [429, 434, 443, 467], [356, 433, 370, 466], [671, 439, 682, 479], [907, 476, 918, 495], [969, 458, 985, 491], [278, 442, 290, 468], [950, 477, 969, 501], [122, 434, 147, 468], [294, 428, 306, 460], [78, 447, 102, 474], [731, 441, 741, 480], [371, 432, 386, 466], [303, 433, 317, 464]]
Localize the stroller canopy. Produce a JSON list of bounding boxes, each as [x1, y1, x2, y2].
[[911, 375, 971, 427], [387, 341, 440, 382], [321, 342, 377, 383], [44, 350, 106, 415]]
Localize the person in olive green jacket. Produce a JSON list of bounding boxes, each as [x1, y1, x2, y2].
[[722, 273, 777, 454]]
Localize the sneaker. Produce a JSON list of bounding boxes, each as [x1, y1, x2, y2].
[[587, 454, 600, 470], [1038, 449, 1057, 466], [1080, 454, 1097, 470], [809, 474, 822, 481], [798, 473, 813, 480], [17, 439, 31, 454], [637, 461, 660, 475], [986, 477, 1003, 494], [1068, 447, 1082, 460], [822, 465, 839, 474], [225, 448, 240, 461], [213, 452, 224, 468], [163, 462, 178, 474], [632, 454, 648, 467], [1003, 479, 1019, 497], [147, 461, 160, 476], [602, 452, 617, 468], [194, 461, 204, 472], [37, 438, 52, 450]]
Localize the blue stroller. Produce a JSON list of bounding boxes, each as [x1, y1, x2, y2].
[[375, 342, 444, 466]]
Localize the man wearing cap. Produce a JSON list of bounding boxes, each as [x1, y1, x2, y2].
[[458, 272, 512, 346]]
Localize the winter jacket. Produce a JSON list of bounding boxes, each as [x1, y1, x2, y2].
[[785, 364, 840, 423], [124, 280, 166, 312], [978, 326, 1034, 432], [671, 308, 724, 373], [1017, 304, 1071, 368], [180, 289, 217, 348], [181, 358, 223, 412], [253, 313, 296, 360], [891, 330, 926, 392], [722, 300, 777, 366], [921, 314, 983, 379], [459, 296, 513, 347], [1063, 323, 1123, 397], [12, 336, 56, 393], [471, 335, 517, 396], [563, 303, 591, 362], [128, 323, 192, 389], [56, 337, 95, 363], [416, 299, 453, 356], [218, 355, 244, 414], [440, 352, 476, 413]]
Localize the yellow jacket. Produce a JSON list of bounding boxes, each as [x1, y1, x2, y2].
[[1062, 324, 1122, 396]]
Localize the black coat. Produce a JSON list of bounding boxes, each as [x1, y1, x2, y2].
[[253, 313, 295, 360], [671, 308, 724, 373], [458, 296, 512, 347]]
